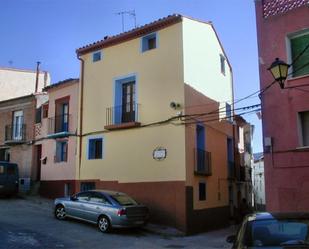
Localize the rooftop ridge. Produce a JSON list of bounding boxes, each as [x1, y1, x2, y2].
[[76, 14, 183, 55]]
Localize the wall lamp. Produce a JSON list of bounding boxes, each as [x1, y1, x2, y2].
[[268, 58, 290, 89]]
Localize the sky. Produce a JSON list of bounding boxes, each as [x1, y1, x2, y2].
[[0, 0, 263, 153]]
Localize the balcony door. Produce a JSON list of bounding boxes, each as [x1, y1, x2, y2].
[[13, 110, 23, 140], [121, 82, 135, 123], [196, 124, 205, 172], [55, 101, 69, 133], [62, 103, 69, 132]]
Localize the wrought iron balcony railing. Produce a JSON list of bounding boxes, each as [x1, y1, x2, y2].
[[48, 114, 72, 135], [194, 148, 212, 176], [105, 103, 140, 129], [5, 124, 27, 143]]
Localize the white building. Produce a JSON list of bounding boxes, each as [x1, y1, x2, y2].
[[252, 152, 265, 210], [0, 67, 50, 101]]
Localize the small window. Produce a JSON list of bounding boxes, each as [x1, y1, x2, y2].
[[220, 54, 226, 75], [291, 33, 309, 77], [199, 182, 206, 201], [89, 192, 110, 204], [299, 111, 309, 146], [92, 51, 101, 62], [76, 191, 91, 201], [55, 140, 68, 162], [141, 33, 157, 52], [88, 138, 103, 160]]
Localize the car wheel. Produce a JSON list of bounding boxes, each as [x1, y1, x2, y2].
[[98, 216, 111, 233], [55, 205, 66, 220]]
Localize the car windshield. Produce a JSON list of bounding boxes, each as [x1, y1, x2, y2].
[[243, 218, 309, 247], [110, 193, 137, 206]]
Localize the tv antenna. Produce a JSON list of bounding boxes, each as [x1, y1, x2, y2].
[[115, 10, 137, 32]]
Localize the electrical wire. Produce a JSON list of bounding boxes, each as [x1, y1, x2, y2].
[[176, 108, 261, 126], [180, 104, 261, 121]]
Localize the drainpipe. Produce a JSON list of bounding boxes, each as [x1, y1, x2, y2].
[[230, 67, 236, 219], [77, 55, 85, 192], [35, 61, 41, 93]]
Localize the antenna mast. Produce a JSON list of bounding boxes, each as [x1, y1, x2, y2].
[[115, 10, 137, 32]]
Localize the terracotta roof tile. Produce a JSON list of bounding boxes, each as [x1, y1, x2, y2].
[[76, 14, 182, 55]]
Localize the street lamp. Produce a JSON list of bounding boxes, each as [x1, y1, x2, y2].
[[268, 58, 290, 89]]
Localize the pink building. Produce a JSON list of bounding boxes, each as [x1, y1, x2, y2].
[[34, 78, 79, 198], [255, 0, 309, 211]]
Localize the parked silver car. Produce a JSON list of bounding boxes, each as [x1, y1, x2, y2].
[[54, 189, 149, 233]]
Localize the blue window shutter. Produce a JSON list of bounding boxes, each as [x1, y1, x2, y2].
[[88, 139, 94, 159], [56, 142, 61, 161]]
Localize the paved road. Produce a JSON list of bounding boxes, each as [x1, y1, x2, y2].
[[0, 197, 233, 249]]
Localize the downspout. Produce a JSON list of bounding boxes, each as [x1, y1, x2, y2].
[[230, 67, 237, 219], [77, 55, 85, 192]]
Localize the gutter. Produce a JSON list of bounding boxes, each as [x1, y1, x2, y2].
[[77, 55, 85, 189]]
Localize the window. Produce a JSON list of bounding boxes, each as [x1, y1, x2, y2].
[[226, 103, 232, 122], [199, 182, 206, 201], [80, 182, 95, 192], [220, 54, 226, 75], [114, 75, 137, 124], [12, 110, 24, 140], [141, 33, 157, 52], [55, 140, 68, 162], [35, 107, 42, 123], [92, 51, 101, 62], [0, 166, 4, 174], [89, 192, 110, 204], [42, 104, 48, 118], [299, 111, 309, 146], [7, 165, 16, 175], [290, 32, 309, 77], [88, 138, 103, 160], [76, 191, 91, 201], [0, 149, 10, 162]]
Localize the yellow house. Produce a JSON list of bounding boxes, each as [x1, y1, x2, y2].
[[76, 14, 234, 234]]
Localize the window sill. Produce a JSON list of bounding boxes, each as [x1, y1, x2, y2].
[[104, 122, 141, 131], [296, 146, 309, 151]]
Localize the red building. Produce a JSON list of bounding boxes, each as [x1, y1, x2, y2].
[[255, 0, 309, 211]]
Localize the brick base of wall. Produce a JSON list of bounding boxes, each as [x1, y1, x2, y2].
[[40, 180, 229, 234]]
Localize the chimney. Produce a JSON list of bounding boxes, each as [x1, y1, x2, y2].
[[44, 71, 48, 88], [35, 61, 41, 93]]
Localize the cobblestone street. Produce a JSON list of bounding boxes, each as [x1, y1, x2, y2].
[[0, 197, 233, 249]]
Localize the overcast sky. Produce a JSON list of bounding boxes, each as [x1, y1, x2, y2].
[[0, 0, 263, 153]]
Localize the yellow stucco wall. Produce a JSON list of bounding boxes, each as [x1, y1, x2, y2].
[[79, 23, 186, 183]]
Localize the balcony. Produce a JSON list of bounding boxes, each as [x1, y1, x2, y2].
[[47, 114, 73, 138], [194, 149, 212, 176], [5, 124, 27, 144], [104, 103, 141, 130]]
